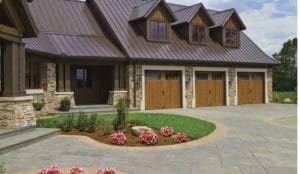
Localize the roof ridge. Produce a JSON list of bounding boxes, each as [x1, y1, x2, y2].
[[132, 0, 156, 9], [173, 3, 202, 13], [167, 2, 187, 7], [211, 8, 235, 15]]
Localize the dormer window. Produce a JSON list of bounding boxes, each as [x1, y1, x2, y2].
[[225, 28, 238, 46], [150, 20, 168, 41], [191, 25, 206, 44]]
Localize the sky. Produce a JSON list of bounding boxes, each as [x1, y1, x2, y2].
[[166, 0, 297, 56]]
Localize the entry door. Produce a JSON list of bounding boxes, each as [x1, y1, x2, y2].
[[238, 72, 264, 104], [145, 71, 181, 110], [195, 72, 225, 107]]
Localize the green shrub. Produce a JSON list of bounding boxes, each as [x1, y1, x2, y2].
[[59, 97, 71, 111], [0, 162, 5, 174], [103, 121, 114, 135], [87, 114, 97, 133], [97, 117, 105, 129], [61, 114, 74, 132], [113, 97, 128, 131], [33, 102, 44, 111], [77, 112, 87, 132]]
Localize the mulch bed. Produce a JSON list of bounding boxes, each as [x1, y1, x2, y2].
[[61, 128, 192, 147]]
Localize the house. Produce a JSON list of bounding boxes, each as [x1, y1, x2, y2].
[[0, 0, 279, 129]]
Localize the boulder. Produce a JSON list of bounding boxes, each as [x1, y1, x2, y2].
[[283, 98, 292, 104], [131, 126, 153, 136]]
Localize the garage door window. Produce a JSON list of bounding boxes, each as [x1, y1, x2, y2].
[[238, 73, 249, 80], [196, 72, 208, 80], [212, 73, 223, 80], [166, 72, 180, 80], [253, 73, 264, 80], [146, 71, 161, 80]]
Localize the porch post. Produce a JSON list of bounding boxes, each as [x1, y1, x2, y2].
[[64, 64, 71, 92], [114, 64, 120, 90], [2, 41, 26, 97], [57, 64, 64, 92]]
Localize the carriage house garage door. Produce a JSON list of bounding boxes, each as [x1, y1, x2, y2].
[[145, 71, 181, 110], [195, 71, 225, 107], [238, 72, 264, 104]]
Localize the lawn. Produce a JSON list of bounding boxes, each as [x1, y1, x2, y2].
[[37, 113, 216, 139], [273, 91, 297, 103]]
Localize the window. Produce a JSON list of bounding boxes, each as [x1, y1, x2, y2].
[[150, 20, 167, 40], [196, 72, 208, 80], [165, 72, 180, 80], [253, 73, 264, 80], [225, 28, 238, 46], [212, 73, 224, 80], [238, 73, 249, 80], [26, 59, 41, 89], [76, 68, 91, 88], [146, 71, 161, 80], [191, 25, 206, 44]]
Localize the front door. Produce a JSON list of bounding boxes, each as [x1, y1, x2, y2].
[[71, 66, 113, 105]]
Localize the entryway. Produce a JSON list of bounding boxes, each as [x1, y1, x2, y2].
[[71, 66, 113, 105]]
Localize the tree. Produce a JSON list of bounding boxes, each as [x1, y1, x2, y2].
[[273, 38, 297, 91]]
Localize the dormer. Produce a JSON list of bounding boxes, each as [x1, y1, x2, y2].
[[172, 3, 214, 45], [210, 9, 246, 48], [129, 0, 177, 42]]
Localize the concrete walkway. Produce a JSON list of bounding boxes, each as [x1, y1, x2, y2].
[[0, 104, 297, 174]]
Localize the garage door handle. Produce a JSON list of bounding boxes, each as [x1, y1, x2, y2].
[[209, 90, 211, 94], [249, 89, 252, 93], [162, 91, 165, 96]]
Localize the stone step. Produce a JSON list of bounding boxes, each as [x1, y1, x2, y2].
[[0, 128, 60, 155], [73, 105, 114, 109], [0, 126, 35, 140]]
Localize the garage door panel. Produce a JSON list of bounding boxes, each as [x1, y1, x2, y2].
[[211, 73, 225, 106], [251, 73, 264, 104], [196, 72, 209, 107]]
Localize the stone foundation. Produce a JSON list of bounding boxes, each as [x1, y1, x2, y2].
[[0, 96, 35, 129], [108, 90, 128, 105]]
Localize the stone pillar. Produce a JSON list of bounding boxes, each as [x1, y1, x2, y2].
[[228, 68, 236, 105], [127, 65, 135, 108], [2, 42, 26, 96], [267, 68, 273, 102], [185, 66, 193, 108], [108, 90, 128, 105]]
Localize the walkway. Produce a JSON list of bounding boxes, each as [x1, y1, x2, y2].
[[0, 104, 297, 174]]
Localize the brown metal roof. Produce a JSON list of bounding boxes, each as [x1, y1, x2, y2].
[[23, 0, 124, 58], [171, 3, 214, 26], [210, 9, 246, 30], [93, 0, 278, 65], [129, 0, 177, 22]]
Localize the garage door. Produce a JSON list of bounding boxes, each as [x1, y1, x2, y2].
[[238, 72, 264, 104], [195, 72, 225, 107], [145, 71, 181, 110]]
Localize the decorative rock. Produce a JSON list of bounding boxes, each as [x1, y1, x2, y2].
[[283, 98, 292, 103], [131, 126, 154, 136]]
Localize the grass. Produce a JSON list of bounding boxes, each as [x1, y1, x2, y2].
[[37, 113, 216, 139], [273, 91, 297, 103]]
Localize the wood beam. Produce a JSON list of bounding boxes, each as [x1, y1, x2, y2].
[[0, 24, 21, 37], [64, 64, 71, 92], [2, 0, 24, 33]]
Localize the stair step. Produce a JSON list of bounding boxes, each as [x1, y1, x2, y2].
[[0, 128, 60, 154], [73, 105, 114, 109], [0, 126, 36, 140]]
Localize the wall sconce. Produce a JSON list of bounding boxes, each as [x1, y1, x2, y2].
[[136, 75, 142, 84]]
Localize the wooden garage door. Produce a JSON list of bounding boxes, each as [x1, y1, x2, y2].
[[238, 72, 264, 104], [145, 71, 181, 110], [196, 72, 225, 107]]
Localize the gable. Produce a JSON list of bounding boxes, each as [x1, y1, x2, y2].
[[150, 6, 169, 20], [225, 14, 242, 29]]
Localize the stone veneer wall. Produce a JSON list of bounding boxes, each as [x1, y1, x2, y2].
[[108, 91, 128, 105], [267, 68, 273, 102], [185, 67, 193, 108], [0, 97, 35, 129], [228, 68, 236, 105]]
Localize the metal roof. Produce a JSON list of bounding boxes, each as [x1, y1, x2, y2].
[[210, 8, 246, 30], [93, 0, 278, 65], [23, 0, 124, 58]]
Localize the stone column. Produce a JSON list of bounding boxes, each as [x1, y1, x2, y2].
[[2, 41, 26, 97]]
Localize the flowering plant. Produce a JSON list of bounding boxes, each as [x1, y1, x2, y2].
[[139, 131, 158, 145], [172, 133, 187, 144], [110, 132, 127, 145], [69, 167, 87, 174], [38, 166, 62, 174], [159, 126, 174, 137], [94, 168, 117, 174]]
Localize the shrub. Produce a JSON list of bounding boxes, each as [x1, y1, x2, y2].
[[87, 114, 97, 133], [77, 112, 87, 132], [139, 131, 158, 145], [113, 97, 128, 131], [59, 97, 71, 111], [110, 131, 127, 145], [61, 114, 74, 132], [0, 162, 5, 174], [33, 101, 44, 111], [159, 126, 174, 137], [95, 168, 117, 174], [172, 133, 187, 144], [103, 121, 114, 135], [38, 166, 62, 174], [69, 167, 87, 174]]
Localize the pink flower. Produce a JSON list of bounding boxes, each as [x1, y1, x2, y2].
[[95, 168, 117, 174], [110, 132, 127, 145], [38, 166, 62, 174], [172, 133, 187, 144], [69, 167, 87, 174], [139, 131, 158, 145], [159, 126, 174, 137]]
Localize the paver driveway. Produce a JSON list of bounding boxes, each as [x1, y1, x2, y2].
[[0, 104, 297, 174]]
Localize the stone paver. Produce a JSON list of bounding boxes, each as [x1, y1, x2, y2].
[[0, 104, 297, 174]]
